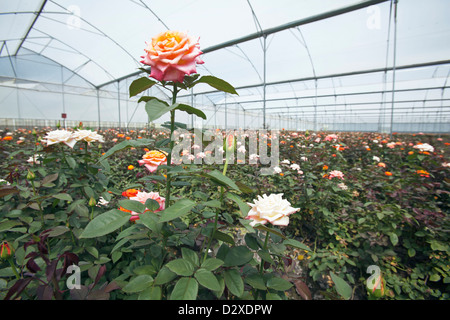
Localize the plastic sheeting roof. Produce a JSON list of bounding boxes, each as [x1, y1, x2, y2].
[[1, 0, 450, 131]]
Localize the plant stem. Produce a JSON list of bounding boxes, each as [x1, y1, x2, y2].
[[8, 258, 21, 279], [259, 231, 270, 275], [202, 210, 219, 263], [165, 83, 178, 208]]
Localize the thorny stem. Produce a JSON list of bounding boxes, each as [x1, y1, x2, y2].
[[165, 83, 178, 208]]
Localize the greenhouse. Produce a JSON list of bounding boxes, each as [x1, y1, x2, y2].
[[0, 0, 449, 303], [1, 0, 449, 133]]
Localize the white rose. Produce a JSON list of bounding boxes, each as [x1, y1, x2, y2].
[[372, 156, 380, 162], [72, 129, 105, 143], [43, 129, 77, 148], [245, 193, 300, 227], [413, 143, 434, 153]]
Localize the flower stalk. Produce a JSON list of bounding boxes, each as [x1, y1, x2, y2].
[[165, 83, 178, 208]]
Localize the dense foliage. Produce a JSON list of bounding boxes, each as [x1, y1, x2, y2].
[[0, 123, 448, 300]]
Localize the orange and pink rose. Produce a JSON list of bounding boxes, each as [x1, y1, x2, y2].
[[138, 150, 167, 173], [141, 31, 204, 82]]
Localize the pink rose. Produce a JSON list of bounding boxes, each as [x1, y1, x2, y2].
[[141, 31, 204, 82], [328, 170, 345, 180], [129, 191, 165, 221]]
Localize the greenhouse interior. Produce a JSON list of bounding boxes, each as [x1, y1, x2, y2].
[[1, 0, 449, 133], [0, 0, 449, 303]]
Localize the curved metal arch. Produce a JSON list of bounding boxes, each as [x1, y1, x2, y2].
[[44, 0, 140, 67], [27, 28, 117, 85]]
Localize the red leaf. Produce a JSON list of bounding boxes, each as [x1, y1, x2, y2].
[[294, 280, 312, 300], [5, 278, 33, 300]]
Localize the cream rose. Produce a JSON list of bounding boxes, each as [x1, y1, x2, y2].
[[42, 129, 77, 148], [246, 193, 299, 227], [413, 143, 434, 153], [72, 129, 105, 144]]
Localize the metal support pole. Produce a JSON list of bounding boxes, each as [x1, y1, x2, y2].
[[117, 81, 121, 129], [97, 89, 101, 130], [225, 93, 227, 130], [263, 35, 267, 129], [389, 0, 398, 138], [61, 66, 66, 128]]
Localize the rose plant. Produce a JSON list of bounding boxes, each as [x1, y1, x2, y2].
[[72, 30, 310, 300]]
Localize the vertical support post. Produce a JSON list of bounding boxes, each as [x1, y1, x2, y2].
[[389, 0, 398, 138], [61, 66, 66, 129], [225, 93, 228, 130], [97, 89, 101, 130], [117, 80, 121, 130], [263, 34, 267, 130]]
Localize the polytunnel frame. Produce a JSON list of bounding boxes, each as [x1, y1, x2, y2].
[[1, 0, 449, 133], [97, 0, 400, 133]]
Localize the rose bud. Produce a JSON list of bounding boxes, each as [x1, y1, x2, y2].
[[0, 241, 14, 260]]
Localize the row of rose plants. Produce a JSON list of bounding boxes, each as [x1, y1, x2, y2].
[[0, 30, 449, 300], [1, 121, 449, 299], [0, 31, 313, 300]]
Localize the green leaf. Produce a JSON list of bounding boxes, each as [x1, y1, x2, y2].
[[158, 199, 196, 223], [145, 99, 176, 123], [330, 271, 352, 300], [122, 275, 154, 293], [79, 209, 130, 238], [52, 193, 73, 202], [86, 246, 99, 259], [266, 276, 293, 291], [224, 246, 253, 267], [174, 103, 207, 120], [213, 230, 235, 245], [145, 199, 161, 212], [129, 77, 157, 98], [430, 274, 441, 282], [203, 170, 240, 191], [137, 212, 162, 234], [258, 250, 275, 265], [181, 247, 199, 267], [194, 75, 238, 95], [118, 199, 146, 214], [138, 286, 162, 300], [226, 193, 250, 217], [408, 248, 416, 257], [224, 269, 244, 297], [0, 220, 22, 232], [170, 277, 198, 300], [98, 138, 154, 162], [46, 226, 70, 237], [154, 267, 177, 285], [389, 233, 399, 246], [283, 239, 311, 251], [165, 259, 195, 276], [430, 240, 448, 251], [194, 268, 221, 291], [201, 258, 224, 272], [245, 274, 266, 290]]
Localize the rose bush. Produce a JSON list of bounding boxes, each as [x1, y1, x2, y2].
[[0, 30, 449, 301]]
